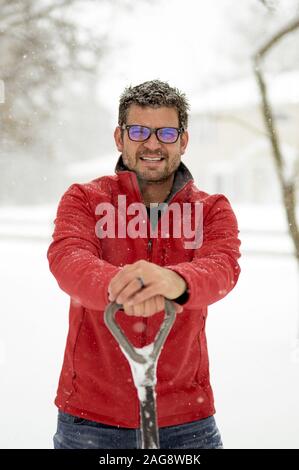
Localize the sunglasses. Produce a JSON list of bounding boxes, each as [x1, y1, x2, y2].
[[121, 124, 184, 144]]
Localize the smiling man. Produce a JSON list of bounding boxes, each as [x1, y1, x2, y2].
[[48, 80, 241, 449]]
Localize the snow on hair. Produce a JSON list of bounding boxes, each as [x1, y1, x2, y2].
[[118, 79, 190, 129]]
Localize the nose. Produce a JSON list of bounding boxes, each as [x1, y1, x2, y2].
[[143, 131, 162, 151]]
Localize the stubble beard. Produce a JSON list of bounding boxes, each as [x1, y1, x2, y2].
[[122, 150, 181, 183]]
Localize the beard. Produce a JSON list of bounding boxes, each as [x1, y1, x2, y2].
[[122, 149, 181, 183]]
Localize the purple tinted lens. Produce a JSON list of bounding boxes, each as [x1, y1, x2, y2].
[[157, 128, 178, 143], [129, 126, 151, 141]]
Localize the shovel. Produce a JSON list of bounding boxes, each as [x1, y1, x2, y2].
[[104, 299, 176, 449]]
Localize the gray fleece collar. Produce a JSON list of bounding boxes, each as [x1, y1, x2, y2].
[[114, 155, 193, 202]]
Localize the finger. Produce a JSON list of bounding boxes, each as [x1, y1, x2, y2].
[[108, 261, 161, 301], [132, 301, 145, 317], [143, 297, 156, 317], [156, 295, 165, 312], [123, 302, 135, 316], [109, 268, 140, 301], [115, 278, 144, 305], [127, 285, 160, 306], [110, 263, 147, 299], [145, 296, 168, 317]]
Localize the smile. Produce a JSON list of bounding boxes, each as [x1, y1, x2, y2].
[[140, 157, 164, 161]]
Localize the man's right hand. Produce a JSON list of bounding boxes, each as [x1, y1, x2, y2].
[[122, 294, 183, 317]]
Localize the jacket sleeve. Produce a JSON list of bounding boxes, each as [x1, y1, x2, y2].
[[47, 183, 121, 311], [165, 195, 241, 310]]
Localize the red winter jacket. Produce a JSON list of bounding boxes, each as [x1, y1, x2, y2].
[[47, 156, 241, 428]]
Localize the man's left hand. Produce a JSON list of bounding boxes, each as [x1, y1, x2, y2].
[[108, 260, 187, 307]]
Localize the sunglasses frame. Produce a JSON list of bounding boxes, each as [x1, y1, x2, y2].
[[121, 124, 184, 144]]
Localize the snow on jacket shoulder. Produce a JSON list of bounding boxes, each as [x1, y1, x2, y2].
[[47, 157, 241, 428]]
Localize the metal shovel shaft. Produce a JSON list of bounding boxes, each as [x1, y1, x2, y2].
[[104, 299, 176, 449], [140, 385, 158, 449]]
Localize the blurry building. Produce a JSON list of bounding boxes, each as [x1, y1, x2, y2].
[[187, 70, 299, 205]]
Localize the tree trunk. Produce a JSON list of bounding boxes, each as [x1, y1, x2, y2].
[[254, 67, 299, 263]]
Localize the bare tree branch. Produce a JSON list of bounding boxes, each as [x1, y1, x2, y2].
[[0, 0, 78, 33], [254, 16, 299, 61], [0, 0, 150, 150], [0, 0, 109, 147], [258, 0, 277, 13], [253, 16, 299, 263]]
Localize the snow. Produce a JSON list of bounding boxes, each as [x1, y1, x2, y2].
[[0, 204, 298, 449], [66, 154, 116, 179], [208, 253, 299, 449], [233, 203, 298, 257], [119, 343, 156, 403], [0, 205, 55, 240]]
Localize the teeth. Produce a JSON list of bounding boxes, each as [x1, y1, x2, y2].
[[141, 157, 163, 161]]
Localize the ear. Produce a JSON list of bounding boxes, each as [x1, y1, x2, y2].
[[180, 130, 189, 155], [114, 126, 124, 152]]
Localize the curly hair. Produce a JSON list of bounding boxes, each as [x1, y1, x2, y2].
[[118, 80, 190, 129]]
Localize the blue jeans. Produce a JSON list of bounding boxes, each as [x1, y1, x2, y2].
[[53, 411, 223, 449]]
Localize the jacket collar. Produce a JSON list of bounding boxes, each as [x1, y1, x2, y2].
[[114, 155, 194, 203]]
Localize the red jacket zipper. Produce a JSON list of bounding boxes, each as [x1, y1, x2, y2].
[[147, 238, 153, 261]]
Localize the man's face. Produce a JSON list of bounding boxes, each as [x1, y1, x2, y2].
[[114, 105, 189, 183]]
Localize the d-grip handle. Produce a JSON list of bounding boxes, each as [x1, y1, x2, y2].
[[104, 299, 177, 364]]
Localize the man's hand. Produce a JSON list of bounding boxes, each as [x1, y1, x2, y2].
[[108, 260, 187, 311], [122, 294, 183, 317]]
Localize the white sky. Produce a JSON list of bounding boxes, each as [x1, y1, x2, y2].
[[66, 0, 299, 130], [97, 0, 237, 117], [72, 0, 299, 121]]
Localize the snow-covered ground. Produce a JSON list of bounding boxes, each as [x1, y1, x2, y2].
[[208, 254, 299, 449], [0, 204, 298, 449]]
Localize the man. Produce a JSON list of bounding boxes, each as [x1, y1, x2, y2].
[[48, 80, 241, 449]]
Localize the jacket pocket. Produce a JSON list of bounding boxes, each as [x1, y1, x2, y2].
[[196, 313, 207, 377]]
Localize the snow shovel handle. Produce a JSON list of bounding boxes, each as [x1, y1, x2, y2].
[[104, 299, 177, 449], [104, 299, 177, 364]]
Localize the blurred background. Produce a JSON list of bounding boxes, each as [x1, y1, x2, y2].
[[0, 0, 298, 448]]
